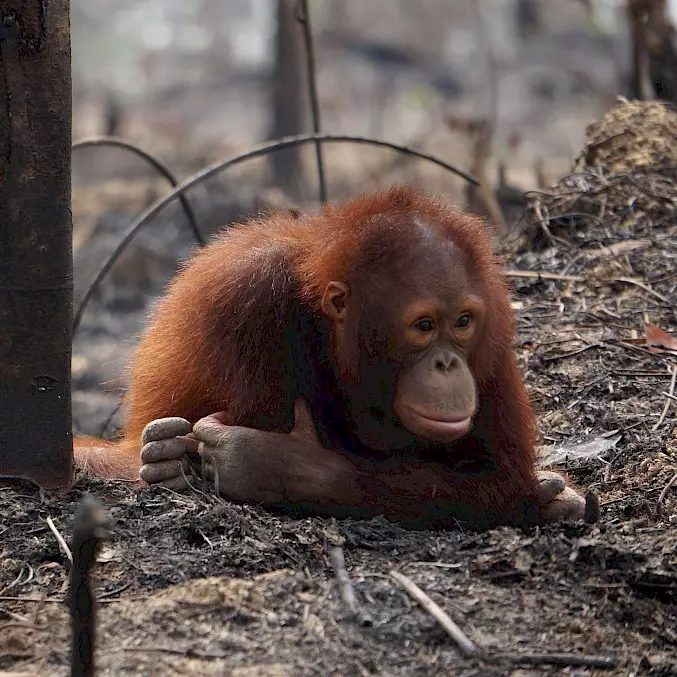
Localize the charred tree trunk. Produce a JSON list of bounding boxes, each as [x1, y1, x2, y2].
[[516, 0, 541, 39], [626, 0, 677, 102], [269, 0, 308, 199], [0, 1, 73, 487], [627, 0, 653, 99], [645, 0, 677, 103]]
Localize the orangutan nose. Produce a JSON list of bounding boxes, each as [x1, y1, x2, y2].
[[434, 351, 458, 372]]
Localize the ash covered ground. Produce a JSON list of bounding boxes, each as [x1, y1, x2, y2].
[[1, 101, 676, 676]]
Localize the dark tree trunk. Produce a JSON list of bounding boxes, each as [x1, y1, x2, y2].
[[0, 0, 73, 487], [268, 0, 308, 199], [626, 0, 677, 102], [516, 0, 541, 39]]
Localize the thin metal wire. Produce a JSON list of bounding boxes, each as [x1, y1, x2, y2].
[[296, 0, 327, 203], [72, 136, 205, 245], [99, 400, 122, 439], [72, 131, 478, 334]]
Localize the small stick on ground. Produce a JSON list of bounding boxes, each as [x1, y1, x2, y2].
[[658, 471, 677, 508], [0, 474, 46, 501], [542, 343, 601, 362], [123, 645, 227, 659], [490, 651, 617, 669], [178, 462, 212, 506], [503, 269, 585, 282], [0, 595, 63, 603], [46, 515, 73, 565], [70, 495, 112, 677], [652, 364, 677, 432], [613, 277, 670, 303], [0, 564, 33, 595], [329, 546, 373, 627], [584, 492, 601, 524], [389, 569, 478, 658]]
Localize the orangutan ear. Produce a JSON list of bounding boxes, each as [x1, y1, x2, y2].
[[321, 281, 350, 322]]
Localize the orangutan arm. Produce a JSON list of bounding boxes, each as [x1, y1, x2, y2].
[[139, 400, 584, 530]]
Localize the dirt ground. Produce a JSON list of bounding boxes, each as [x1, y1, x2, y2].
[[1, 100, 676, 676]]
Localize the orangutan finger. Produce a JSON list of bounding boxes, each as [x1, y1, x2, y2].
[[541, 487, 586, 522], [536, 470, 566, 505], [193, 418, 253, 449], [141, 438, 188, 464], [141, 417, 192, 444], [139, 458, 189, 485]]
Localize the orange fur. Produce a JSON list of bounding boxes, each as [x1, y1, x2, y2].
[[73, 437, 139, 481], [74, 187, 540, 530]]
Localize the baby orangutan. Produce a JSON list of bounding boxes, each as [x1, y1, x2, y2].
[[77, 188, 585, 530]]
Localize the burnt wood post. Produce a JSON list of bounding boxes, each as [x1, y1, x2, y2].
[[0, 1, 73, 486]]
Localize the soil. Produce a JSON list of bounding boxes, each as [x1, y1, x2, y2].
[[1, 100, 676, 676]]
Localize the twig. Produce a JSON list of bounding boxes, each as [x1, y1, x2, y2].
[[123, 645, 227, 659], [533, 200, 572, 247], [584, 492, 601, 524], [0, 474, 46, 501], [329, 546, 373, 627], [45, 516, 73, 565], [599, 497, 625, 507], [213, 463, 221, 501], [296, 0, 326, 203], [652, 364, 677, 432], [98, 582, 131, 599], [70, 496, 112, 677], [561, 252, 586, 275], [610, 339, 660, 358], [0, 565, 33, 595], [466, 1, 506, 236], [72, 132, 478, 333], [542, 344, 601, 363], [658, 471, 677, 506], [407, 561, 464, 570], [21, 564, 35, 587], [490, 652, 617, 669], [604, 277, 670, 303], [98, 400, 122, 438], [603, 459, 613, 484], [196, 528, 214, 550], [503, 269, 585, 282], [178, 461, 212, 505], [0, 621, 49, 631], [389, 569, 478, 658], [0, 595, 63, 603]]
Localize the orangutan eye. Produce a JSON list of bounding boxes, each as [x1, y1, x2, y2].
[[414, 318, 435, 333], [455, 313, 472, 328]]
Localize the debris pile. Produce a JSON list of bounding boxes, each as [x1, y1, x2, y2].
[[520, 98, 677, 257]]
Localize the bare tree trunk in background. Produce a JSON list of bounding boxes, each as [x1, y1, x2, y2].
[[645, 0, 677, 102], [103, 90, 123, 136], [628, 0, 654, 98], [0, 0, 73, 487], [269, 0, 308, 199], [516, 0, 541, 39], [626, 0, 677, 102], [464, 122, 507, 239]]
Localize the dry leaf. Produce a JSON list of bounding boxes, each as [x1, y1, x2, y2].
[[644, 323, 677, 355]]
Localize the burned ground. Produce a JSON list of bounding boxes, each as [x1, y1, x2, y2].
[[1, 101, 676, 676]]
